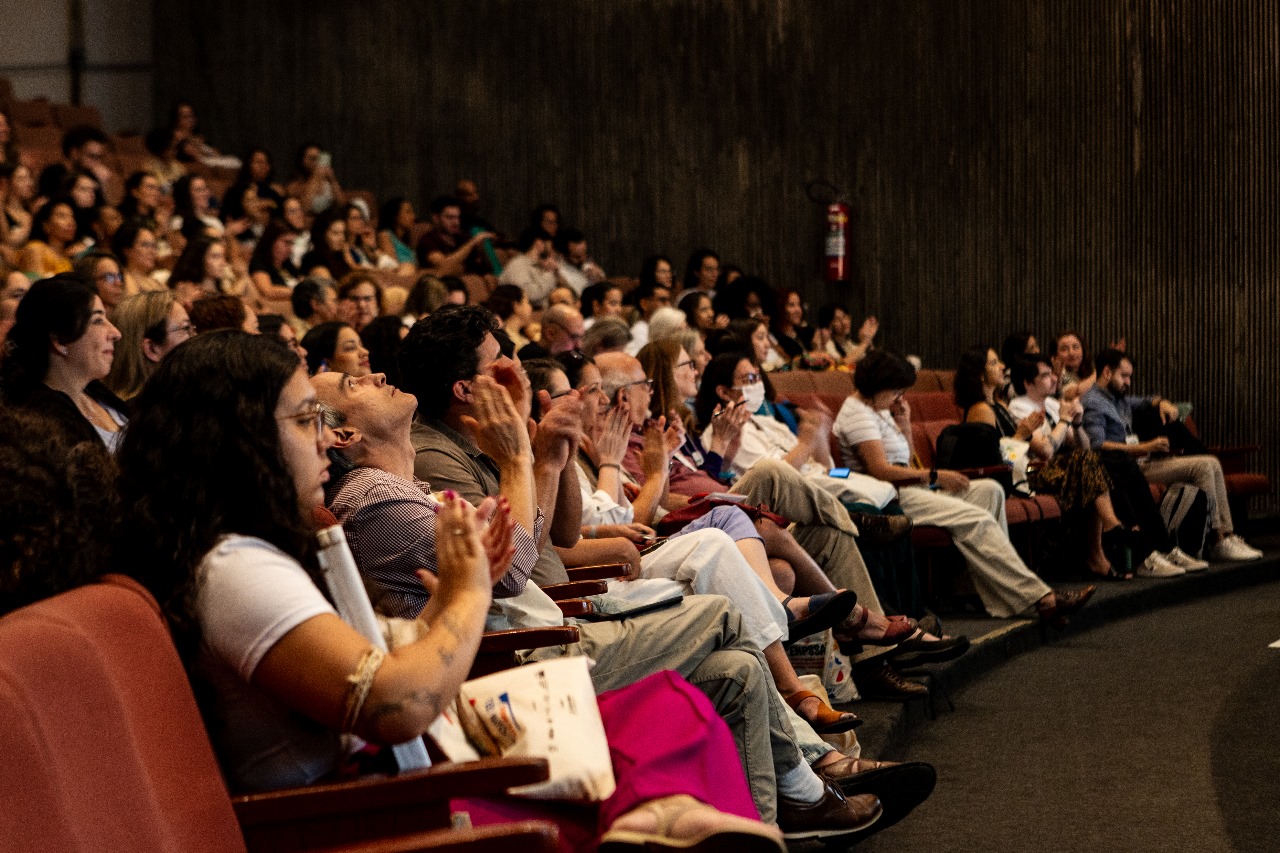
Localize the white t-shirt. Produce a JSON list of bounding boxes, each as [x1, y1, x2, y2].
[[702, 413, 800, 478], [834, 395, 912, 469], [1008, 395, 1060, 438], [195, 534, 350, 792]]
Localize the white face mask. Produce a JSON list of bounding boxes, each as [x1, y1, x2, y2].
[[736, 381, 765, 413]]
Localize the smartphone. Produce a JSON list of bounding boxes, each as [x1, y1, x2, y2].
[[828, 467, 851, 479]]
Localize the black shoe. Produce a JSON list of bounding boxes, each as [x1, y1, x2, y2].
[[887, 633, 971, 669]]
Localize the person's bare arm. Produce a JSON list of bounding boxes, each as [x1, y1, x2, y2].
[[428, 231, 495, 277], [530, 389, 584, 548], [251, 269, 292, 302], [460, 377, 538, 537]]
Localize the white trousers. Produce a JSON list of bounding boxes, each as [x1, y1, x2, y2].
[[896, 479, 1051, 618], [605, 528, 788, 650]]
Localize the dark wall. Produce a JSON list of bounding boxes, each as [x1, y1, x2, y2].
[[156, 0, 1280, 515]]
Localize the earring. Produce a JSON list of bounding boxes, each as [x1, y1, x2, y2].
[[58, 347, 69, 356]]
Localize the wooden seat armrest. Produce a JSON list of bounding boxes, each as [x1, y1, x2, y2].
[[565, 563, 629, 581], [541, 579, 608, 600], [328, 821, 560, 852], [233, 757, 550, 850], [556, 599, 594, 617], [478, 626, 580, 654]]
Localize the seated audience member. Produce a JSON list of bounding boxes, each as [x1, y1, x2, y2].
[[547, 283, 579, 310], [646, 305, 688, 346], [416, 195, 494, 277], [256, 313, 308, 366], [527, 357, 871, 729], [581, 280, 625, 329], [499, 227, 563, 305], [340, 201, 382, 268], [248, 219, 300, 309], [529, 202, 560, 240], [960, 347, 1139, 581], [237, 146, 286, 208], [376, 196, 418, 267], [62, 170, 103, 254], [336, 271, 382, 332], [625, 277, 673, 355], [2, 275, 128, 452], [678, 248, 720, 301], [141, 127, 186, 194], [484, 283, 534, 350], [220, 180, 271, 254], [834, 349, 1096, 626], [169, 234, 249, 310], [104, 290, 193, 401], [0, 108, 15, 166], [91, 203, 123, 250], [403, 271, 449, 321], [581, 316, 631, 359], [170, 174, 229, 239], [0, 408, 116, 616], [38, 125, 117, 206], [189, 294, 258, 335], [816, 305, 877, 368], [301, 211, 356, 279], [2, 163, 36, 255], [1082, 348, 1261, 563], [678, 290, 718, 342], [555, 228, 606, 293], [73, 250, 124, 315], [167, 101, 225, 164], [443, 275, 469, 305], [772, 290, 834, 370], [282, 196, 311, 263], [518, 303, 584, 362], [20, 198, 78, 278], [117, 170, 166, 239], [383, 304, 886, 834], [287, 142, 343, 214], [359, 315, 407, 385], [455, 178, 499, 237], [639, 253, 675, 292], [722, 314, 789, 374], [301, 320, 369, 377], [1053, 329, 1095, 395], [114, 332, 792, 852], [1000, 330, 1039, 397], [112, 219, 166, 296], [290, 276, 338, 337]]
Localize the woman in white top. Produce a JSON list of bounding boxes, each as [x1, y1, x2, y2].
[[831, 349, 1095, 627], [113, 330, 785, 850]]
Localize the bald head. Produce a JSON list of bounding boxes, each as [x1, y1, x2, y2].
[[596, 351, 651, 426], [541, 305, 584, 354]]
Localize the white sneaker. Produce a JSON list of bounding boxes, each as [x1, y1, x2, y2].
[[1211, 535, 1263, 562], [1137, 552, 1186, 578], [1167, 547, 1210, 572]]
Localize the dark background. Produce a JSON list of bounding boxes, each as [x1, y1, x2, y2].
[[155, 0, 1280, 516]]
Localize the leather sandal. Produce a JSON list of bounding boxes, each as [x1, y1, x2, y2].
[[783, 590, 857, 645], [782, 689, 862, 734], [833, 606, 918, 655], [599, 794, 786, 852]]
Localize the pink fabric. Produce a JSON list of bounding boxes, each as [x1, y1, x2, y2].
[[455, 669, 758, 851]]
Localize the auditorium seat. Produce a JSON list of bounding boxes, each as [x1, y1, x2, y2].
[[9, 97, 55, 128], [54, 102, 102, 129], [0, 573, 559, 852]]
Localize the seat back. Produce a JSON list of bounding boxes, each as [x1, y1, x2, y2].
[[0, 574, 246, 853]]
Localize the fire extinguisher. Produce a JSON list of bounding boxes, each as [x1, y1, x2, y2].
[[824, 201, 851, 282]]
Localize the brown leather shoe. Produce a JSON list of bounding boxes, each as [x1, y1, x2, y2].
[[818, 757, 938, 838], [848, 511, 913, 548], [1037, 584, 1097, 628], [854, 660, 929, 701], [779, 777, 882, 841]]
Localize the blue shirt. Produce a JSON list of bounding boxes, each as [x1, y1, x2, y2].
[[1081, 384, 1156, 448]]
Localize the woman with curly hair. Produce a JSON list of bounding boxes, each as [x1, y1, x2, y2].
[[0, 408, 117, 616], [113, 330, 786, 850]]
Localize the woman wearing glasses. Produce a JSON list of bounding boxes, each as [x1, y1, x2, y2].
[[73, 250, 125, 315], [104, 290, 194, 401], [1, 273, 128, 453]]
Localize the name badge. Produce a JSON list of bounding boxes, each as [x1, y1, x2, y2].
[[1124, 434, 1139, 446]]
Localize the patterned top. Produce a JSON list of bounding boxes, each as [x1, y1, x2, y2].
[[327, 466, 542, 619]]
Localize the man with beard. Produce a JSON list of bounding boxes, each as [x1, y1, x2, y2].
[[1082, 348, 1261, 564]]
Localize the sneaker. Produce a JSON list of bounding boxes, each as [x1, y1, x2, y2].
[[1167, 547, 1210, 572], [1211, 535, 1263, 562], [1137, 552, 1185, 578]]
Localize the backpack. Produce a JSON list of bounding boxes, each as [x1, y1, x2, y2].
[[935, 422, 1014, 494], [1159, 482, 1211, 558]]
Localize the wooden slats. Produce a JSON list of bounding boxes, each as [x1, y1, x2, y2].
[[153, 0, 1280, 514]]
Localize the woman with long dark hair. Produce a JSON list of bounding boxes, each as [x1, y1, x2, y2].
[[113, 330, 785, 850], [1, 274, 127, 452]]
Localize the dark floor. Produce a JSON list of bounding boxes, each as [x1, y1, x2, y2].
[[835, 531, 1280, 853]]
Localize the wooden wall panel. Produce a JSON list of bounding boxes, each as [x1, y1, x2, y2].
[[155, 0, 1280, 516]]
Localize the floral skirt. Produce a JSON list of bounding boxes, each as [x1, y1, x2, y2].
[[1027, 448, 1112, 513]]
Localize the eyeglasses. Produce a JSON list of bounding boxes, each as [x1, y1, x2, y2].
[[96, 272, 122, 285], [277, 401, 325, 441], [675, 359, 695, 370], [736, 372, 761, 385], [167, 322, 193, 337], [618, 378, 653, 393]]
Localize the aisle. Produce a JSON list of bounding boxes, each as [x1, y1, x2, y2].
[[859, 579, 1280, 853]]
